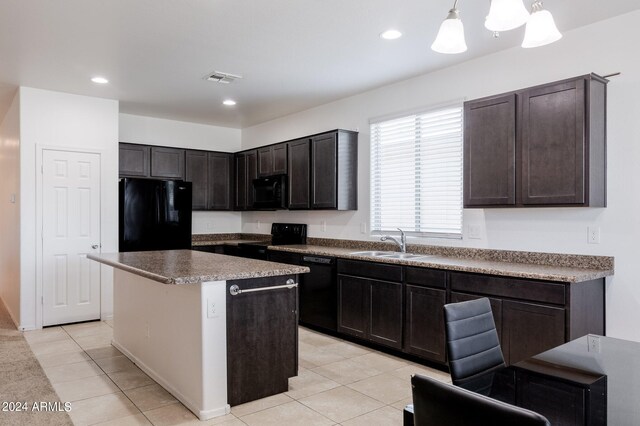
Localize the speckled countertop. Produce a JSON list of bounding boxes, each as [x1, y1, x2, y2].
[[268, 245, 612, 283], [88, 250, 310, 285], [190, 234, 614, 283]]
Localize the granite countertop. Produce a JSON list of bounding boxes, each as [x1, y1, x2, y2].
[[191, 239, 266, 247], [88, 250, 310, 285], [266, 245, 613, 283]]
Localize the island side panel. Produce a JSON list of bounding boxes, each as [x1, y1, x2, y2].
[[226, 275, 299, 406], [112, 269, 229, 420]]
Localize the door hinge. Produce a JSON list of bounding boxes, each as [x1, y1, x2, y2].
[[40, 165, 43, 174]]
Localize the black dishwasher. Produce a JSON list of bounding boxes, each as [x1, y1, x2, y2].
[[300, 255, 337, 332]]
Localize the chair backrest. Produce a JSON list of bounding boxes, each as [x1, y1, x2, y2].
[[411, 374, 550, 426], [444, 298, 505, 386]]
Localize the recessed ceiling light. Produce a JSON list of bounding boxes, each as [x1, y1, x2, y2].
[[380, 29, 402, 40], [223, 99, 237, 106], [91, 76, 109, 84]]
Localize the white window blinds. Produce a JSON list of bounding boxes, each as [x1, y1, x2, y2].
[[370, 105, 463, 238]]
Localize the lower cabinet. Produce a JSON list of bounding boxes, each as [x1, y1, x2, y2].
[[404, 285, 447, 363], [501, 300, 565, 365], [337, 274, 403, 349]]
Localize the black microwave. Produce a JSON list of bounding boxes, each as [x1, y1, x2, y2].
[[252, 175, 287, 209]]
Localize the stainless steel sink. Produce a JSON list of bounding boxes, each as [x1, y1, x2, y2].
[[349, 251, 396, 257], [349, 251, 432, 260], [378, 253, 432, 260]]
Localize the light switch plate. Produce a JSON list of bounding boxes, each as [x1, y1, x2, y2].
[[360, 222, 367, 234]]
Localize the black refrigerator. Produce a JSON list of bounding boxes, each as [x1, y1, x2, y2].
[[119, 178, 192, 252]]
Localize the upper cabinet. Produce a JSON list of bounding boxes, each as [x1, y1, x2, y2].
[[463, 74, 607, 208], [234, 150, 258, 210], [208, 152, 234, 210], [258, 143, 287, 177], [150, 146, 185, 179], [288, 130, 358, 211], [185, 150, 208, 210], [119, 143, 150, 178], [287, 139, 311, 210]]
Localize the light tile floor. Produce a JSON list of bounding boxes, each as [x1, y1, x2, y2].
[[24, 321, 451, 425]]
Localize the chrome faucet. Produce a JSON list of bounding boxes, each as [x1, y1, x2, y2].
[[381, 228, 407, 253]]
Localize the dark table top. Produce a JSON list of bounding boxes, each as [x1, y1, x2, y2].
[[525, 335, 640, 425]]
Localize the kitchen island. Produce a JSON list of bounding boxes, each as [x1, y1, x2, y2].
[[88, 250, 309, 421]]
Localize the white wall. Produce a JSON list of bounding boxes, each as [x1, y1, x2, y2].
[[119, 114, 242, 234], [0, 90, 20, 325], [19, 87, 119, 329], [241, 11, 640, 341]]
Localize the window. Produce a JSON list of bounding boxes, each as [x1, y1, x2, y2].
[[370, 105, 463, 238]]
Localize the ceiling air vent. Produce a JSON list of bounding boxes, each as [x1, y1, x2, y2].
[[205, 71, 243, 84]]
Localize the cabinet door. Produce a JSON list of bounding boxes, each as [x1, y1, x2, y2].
[[463, 94, 516, 206], [502, 301, 565, 365], [520, 78, 586, 205], [288, 139, 311, 209], [450, 292, 503, 344], [119, 143, 150, 177], [150, 147, 185, 179], [367, 279, 402, 350], [208, 152, 233, 210], [246, 150, 258, 209], [234, 153, 247, 210], [337, 275, 368, 339], [257, 146, 273, 177], [404, 285, 446, 362], [272, 143, 287, 174], [185, 150, 208, 210], [311, 133, 338, 209]]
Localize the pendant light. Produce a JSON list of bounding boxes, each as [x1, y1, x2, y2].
[[485, 0, 530, 32], [522, 1, 562, 48], [431, 0, 467, 54]]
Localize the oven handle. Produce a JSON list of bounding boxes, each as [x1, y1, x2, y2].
[[229, 279, 298, 296]]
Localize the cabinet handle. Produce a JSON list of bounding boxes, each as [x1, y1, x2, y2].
[[229, 279, 298, 296]]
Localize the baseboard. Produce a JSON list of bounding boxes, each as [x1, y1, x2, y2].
[[0, 296, 21, 329], [101, 313, 113, 321], [112, 340, 230, 420]]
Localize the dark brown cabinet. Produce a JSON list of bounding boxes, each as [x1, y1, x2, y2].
[[185, 150, 208, 210], [207, 152, 234, 210], [464, 94, 516, 206], [150, 146, 185, 179], [258, 143, 287, 177], [501, 300, 565, 365], [184, 150, 233, 211], [226, 275, 299, 406], [463, 74, 607, 208], [119, 143, 150, 177], [404, 268, 447, 362], [337, 260, 403, 350], [287, 139, 311, 210], [311, 131, 358, 210], [234, 150, 258, 210]]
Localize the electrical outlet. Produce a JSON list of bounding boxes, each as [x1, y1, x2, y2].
[[321, 221, 327, 232], [206, 222, 214, 231], [588, 227, 601, 244], [587, 335, 601, 353], [468, 224, 482, 239], [207, 298, 217, 318], [360, 222, 367, 234], [256, 221, 261, 231]]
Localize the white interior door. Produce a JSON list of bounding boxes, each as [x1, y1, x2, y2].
[[42, 149, 101, 326]]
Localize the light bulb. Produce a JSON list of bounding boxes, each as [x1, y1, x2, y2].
[[485, 0, 530, 32], [522, 2, 562, 48], [431, 9, 467, 54]]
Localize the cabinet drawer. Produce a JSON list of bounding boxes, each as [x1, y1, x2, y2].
[[337, 259, 403, 282], [405, 267, 446, 289], [449, 272, 565, 305]]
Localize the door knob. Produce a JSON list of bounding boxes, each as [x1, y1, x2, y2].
[[91, 244, 100, 250]]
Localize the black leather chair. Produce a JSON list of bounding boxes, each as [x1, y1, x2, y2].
[[410, 374, 550, 426], [444, 297, 505, 394]]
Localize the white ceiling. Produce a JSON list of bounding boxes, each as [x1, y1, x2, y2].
[[0, 0, 637, 128]]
